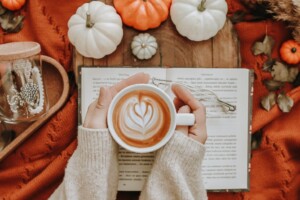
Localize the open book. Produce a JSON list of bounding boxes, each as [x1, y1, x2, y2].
[[79, 67, 253, 192]]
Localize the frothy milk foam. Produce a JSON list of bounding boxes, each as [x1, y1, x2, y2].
[[112, 90, 171, 148]]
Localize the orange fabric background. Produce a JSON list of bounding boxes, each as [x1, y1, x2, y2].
[[0, 0, 299, 199]]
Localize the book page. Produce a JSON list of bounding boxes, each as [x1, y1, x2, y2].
[[80, 67, 251, 191], [80, 67, 165, 191], [167, 68, 250, 190]]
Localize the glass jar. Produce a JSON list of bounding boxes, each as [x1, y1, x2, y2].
[[0, 42, 49, 123]]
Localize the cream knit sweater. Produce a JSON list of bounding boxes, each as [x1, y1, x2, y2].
[[49, 126, 207, 200]]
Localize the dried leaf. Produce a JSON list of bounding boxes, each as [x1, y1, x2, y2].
[[271, 61, 289, 82], [261, 92, 276, 111], [263, 79, 284, 91], [0, 3, 6, 16], [0, 12, 24, 33], [293, 72, 300, 87], [240, 0, 273, 21], [287, 67, 299, 82], [252, 35, 275, 56], [271, 62, 299, 82], [277, 93, 294, 113], [230, 10, 246, 24], [262, 58, 276, 71]]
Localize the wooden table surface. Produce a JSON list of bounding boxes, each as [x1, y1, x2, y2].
[[73, 1, 240, 199], [73, 1, 240, 81]]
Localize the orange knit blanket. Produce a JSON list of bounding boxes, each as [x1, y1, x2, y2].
[[0, 0, 299, 199]]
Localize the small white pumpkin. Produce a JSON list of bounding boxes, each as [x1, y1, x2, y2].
[[68, 1, 123, 59], [131, 33, 158, 60], [171, 0, 228, 41]]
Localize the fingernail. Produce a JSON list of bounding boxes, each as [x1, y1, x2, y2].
[[178, 105, 191, 113]]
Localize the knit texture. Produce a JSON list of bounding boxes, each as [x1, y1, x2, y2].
[[49, 127, 119, 200], [0, 0, 299, 199], [50, 129, 207, 200], [140, 132, 207, 200]]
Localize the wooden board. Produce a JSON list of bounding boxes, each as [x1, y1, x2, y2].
[[73, 3, 240, 83], [73, 1, 240, 199], [0, 55, 70, 162]]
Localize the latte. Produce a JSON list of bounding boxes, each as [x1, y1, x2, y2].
[[112, 90, 171, 148]]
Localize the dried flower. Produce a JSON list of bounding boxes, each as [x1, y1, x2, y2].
[[262, 0, 300, 43], [241, 0, 300, 43]]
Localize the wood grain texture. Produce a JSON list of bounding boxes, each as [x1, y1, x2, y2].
[[72, 3, 240, 79], [213, 19, 241, 68]]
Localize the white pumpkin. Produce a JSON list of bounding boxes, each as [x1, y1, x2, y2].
[[68, 1, 123, 59], [171, 0, 228, 41], [131, 33, 158, 60]]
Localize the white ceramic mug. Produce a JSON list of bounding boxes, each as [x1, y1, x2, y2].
[[107, 84, 195, 153]]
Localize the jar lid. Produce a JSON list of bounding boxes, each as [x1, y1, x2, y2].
[[0, 41, 41, 61]]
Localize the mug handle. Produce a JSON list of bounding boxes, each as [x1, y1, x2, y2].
[[175, 113, 195, 126]]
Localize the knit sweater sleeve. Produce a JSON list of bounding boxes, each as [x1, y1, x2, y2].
[[49, 126, 118, 200], [139, 132, 208, 200]]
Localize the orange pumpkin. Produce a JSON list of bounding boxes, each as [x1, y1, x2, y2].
[[1, 0, 26, 11], [113, 0, 172, 31], [280, 40, 300, 65]]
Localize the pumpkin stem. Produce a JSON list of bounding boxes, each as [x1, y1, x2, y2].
[[86, 13, 94, 28], [197, 0, 207, 12], [291, 47, 297, 53]]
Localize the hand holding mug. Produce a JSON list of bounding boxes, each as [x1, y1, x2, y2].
[[83, 72, 150, 129], [84, 73, 207, 153], [172, 84, 207, 144], [107, 83, 197, 153]]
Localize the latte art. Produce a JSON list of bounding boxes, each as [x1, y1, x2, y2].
[[123, 97, 162, 138], [113, 90, 171, 148]]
